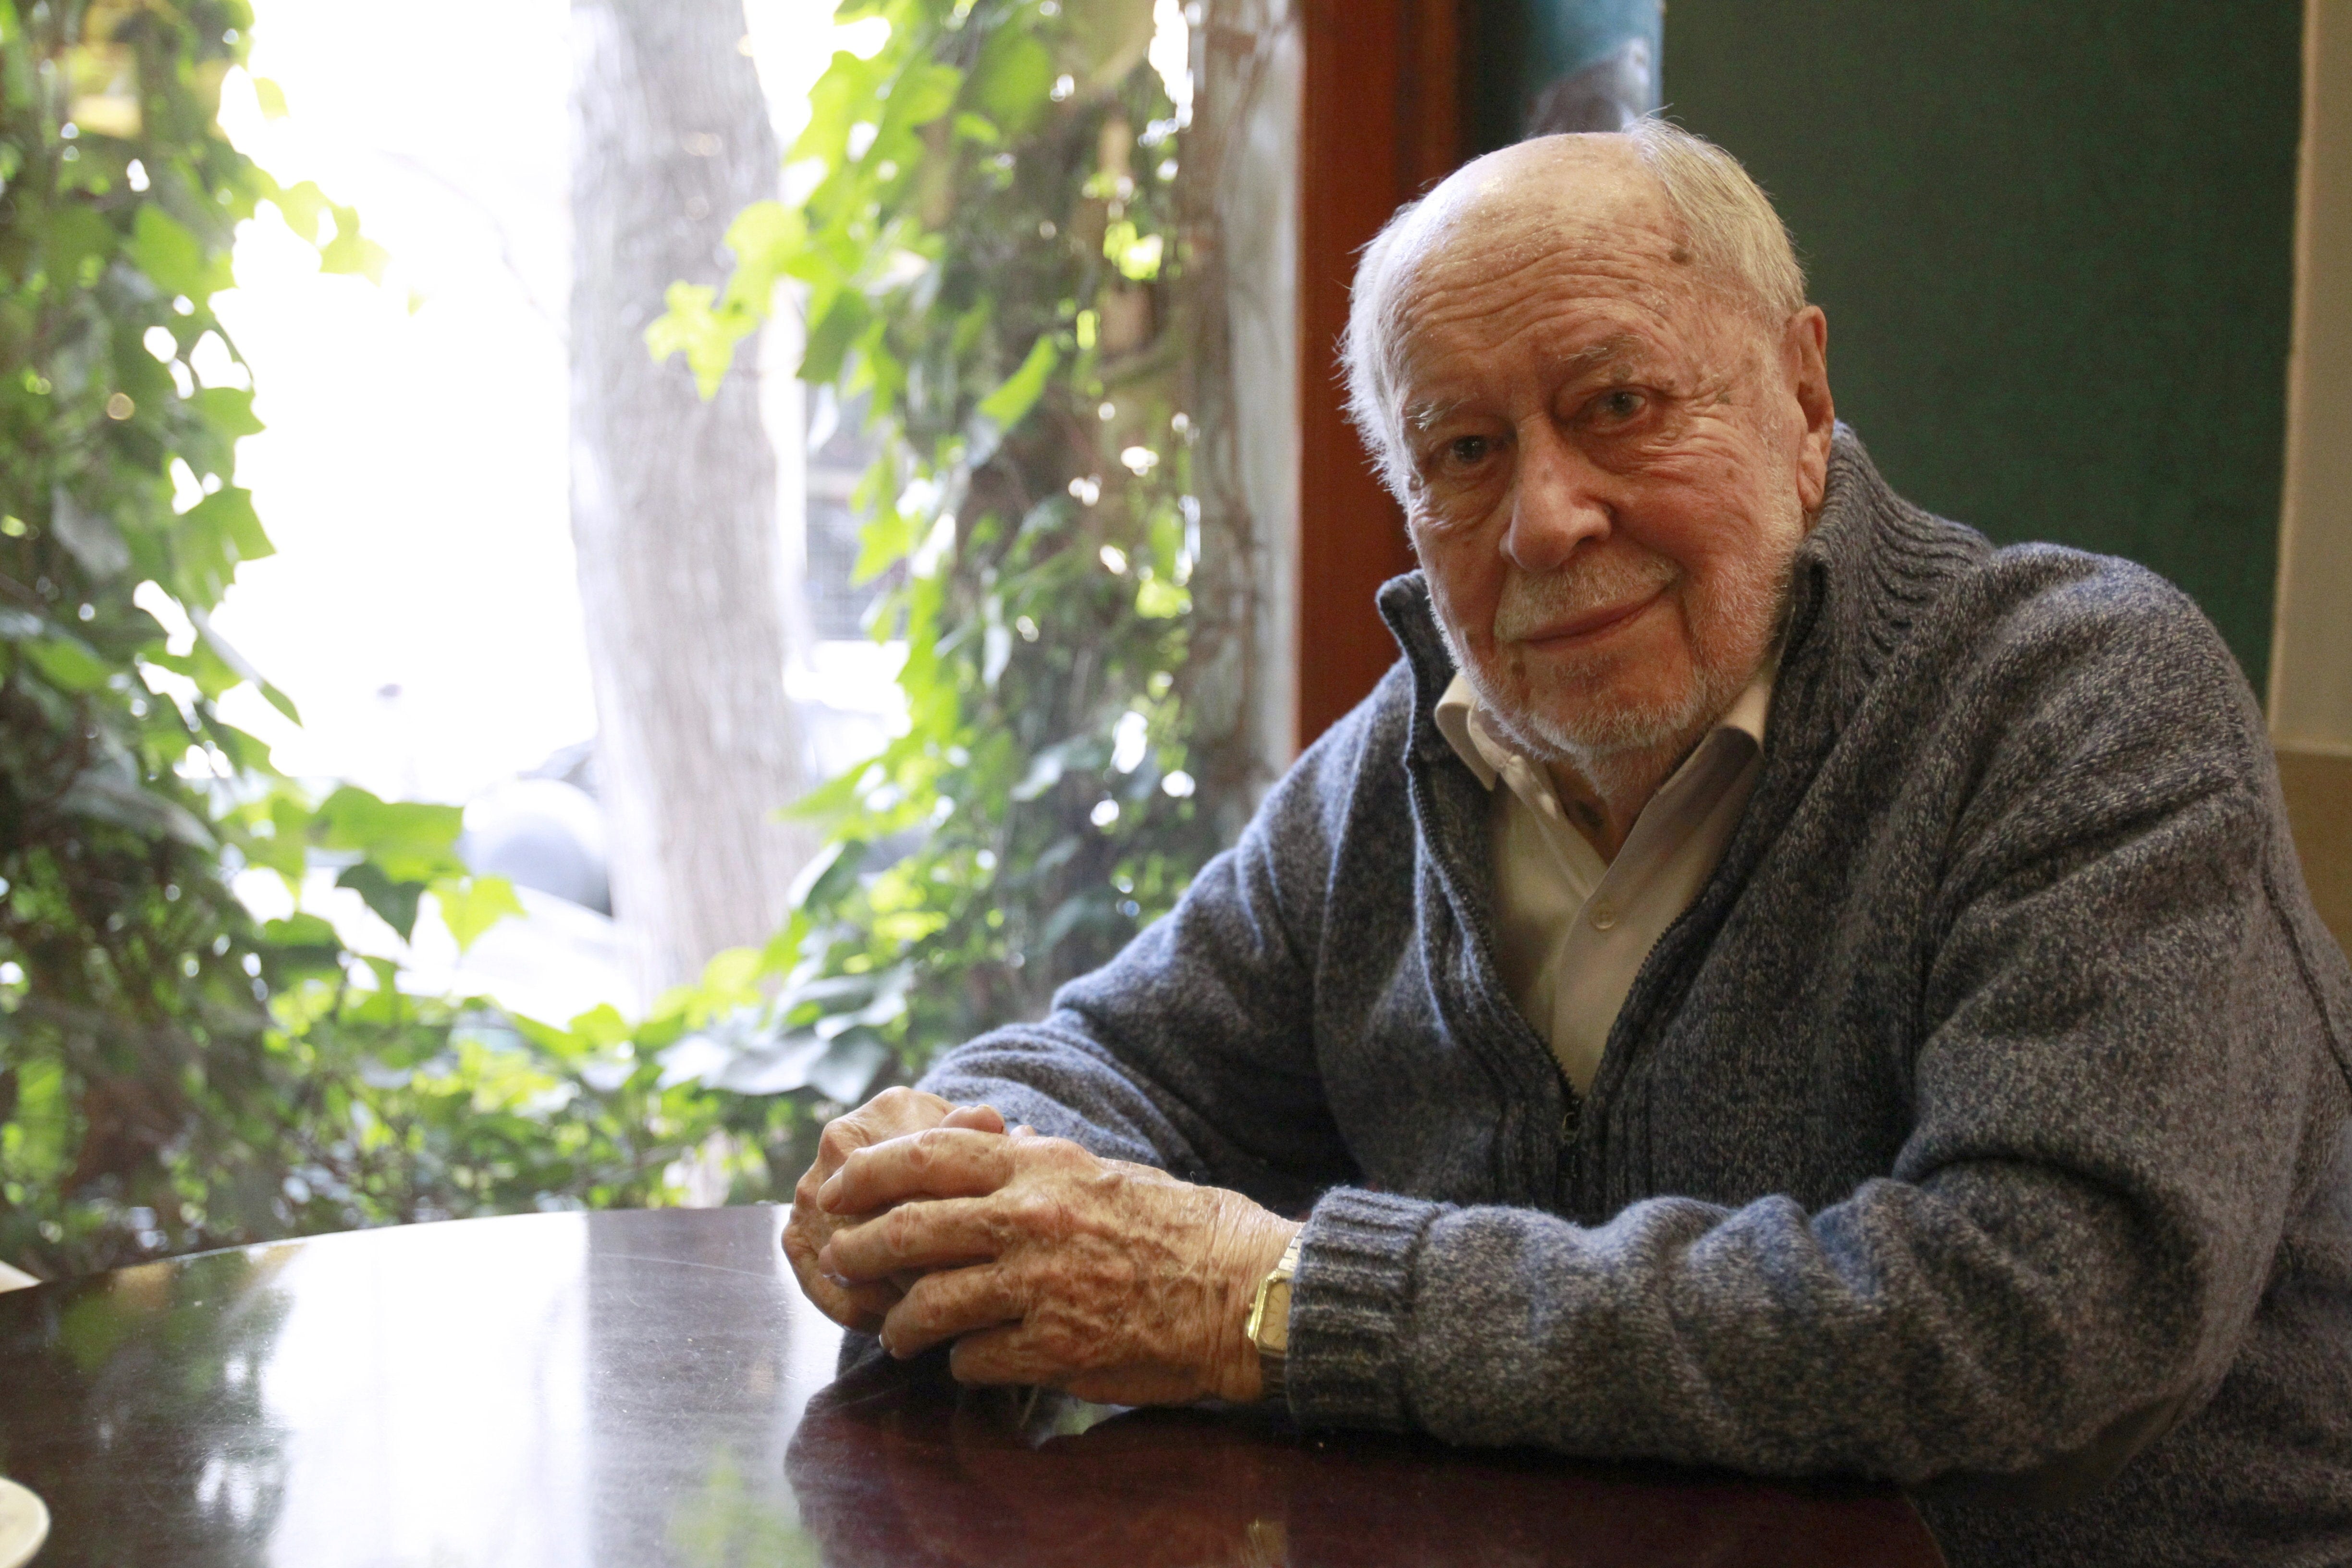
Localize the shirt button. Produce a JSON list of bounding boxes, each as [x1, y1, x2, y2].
[[1590, 901, 1618, 931]]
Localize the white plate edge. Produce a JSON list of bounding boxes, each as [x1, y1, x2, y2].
[[0, 1477, 49, 1568]]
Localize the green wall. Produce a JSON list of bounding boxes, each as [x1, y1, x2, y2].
[[1660, 1, 2304, 693]]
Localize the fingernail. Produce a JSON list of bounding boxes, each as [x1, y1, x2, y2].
[[825, 1272, 852, 1290]]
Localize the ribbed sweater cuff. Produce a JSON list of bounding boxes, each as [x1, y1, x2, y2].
[[1285, 1187, 1446, 1431]]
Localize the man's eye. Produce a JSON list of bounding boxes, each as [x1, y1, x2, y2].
[[1594, 389, 1647, 423], [1445, 436, 1491, 467]]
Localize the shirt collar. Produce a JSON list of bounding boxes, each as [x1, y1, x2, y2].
[[1433, 648, 1779, 793]]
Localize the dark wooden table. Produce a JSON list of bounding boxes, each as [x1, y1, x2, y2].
[[0, 1207, 1946, 1566]]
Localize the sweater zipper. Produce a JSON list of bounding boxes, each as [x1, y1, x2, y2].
[[1403, 758, 1574, 1202], [1444, 857, 1580, 1201], [1579, 919, 1686, 1211]]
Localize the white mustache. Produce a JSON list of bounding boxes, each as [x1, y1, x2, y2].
[[1491, 551, 1679, 642]]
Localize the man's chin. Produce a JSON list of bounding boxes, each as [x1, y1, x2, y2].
[[1478, 670, 1706, 763], [1534, 706, 1701, 761]]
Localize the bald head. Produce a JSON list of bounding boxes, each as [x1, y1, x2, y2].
[[1345, 122, 1804, 498], [1382, 135, 1678, 297]]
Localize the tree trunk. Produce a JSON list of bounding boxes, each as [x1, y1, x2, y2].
[[568, 0, 808, 996]]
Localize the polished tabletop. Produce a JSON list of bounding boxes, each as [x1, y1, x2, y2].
[[0, 1208, 1947, 1567]]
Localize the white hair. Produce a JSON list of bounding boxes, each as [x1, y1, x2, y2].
[[1342, 119, 1807, 498]]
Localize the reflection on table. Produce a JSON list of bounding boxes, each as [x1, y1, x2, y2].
[[0, 1206, 1945, 1567], [790, 1354, 1944, 1568]]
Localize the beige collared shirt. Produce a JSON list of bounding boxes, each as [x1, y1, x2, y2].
[[1434, 659, 1776, 1095]]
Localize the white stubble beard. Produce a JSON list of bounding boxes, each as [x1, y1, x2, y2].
[[1439, 493, 1805, 791]]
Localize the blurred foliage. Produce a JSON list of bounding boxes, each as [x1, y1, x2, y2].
[[0, 0, 749, 1280], [648, 0, 1223, 1113], [1, 0, 1226, 1280]]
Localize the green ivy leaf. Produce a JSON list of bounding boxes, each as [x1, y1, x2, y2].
[[200, 712, 277, 774], [188, 386, 264, 439], [794, 48, 891, 169], [1135, 576, 1188, 618], [720, 199, 806, 313], [878, 60, 965, 145], [646, 282, 740, 399], [316, 785, 466, 885], [509, 1012, 584, 1056], [238, 795, 311, 883], [44, 203, 113, 285], [434, 875, 526, 954], [271, 179, 331, 245], [172, 486, 275, 604], [975, 333, 1059, 432], [852, 501, 916, 586], [336, 861, 428, 942], [21, 629, 111, 691], [568, 1004, 633, 1051], [319, 205, 389, 282], [801, 288, 874, 386], [264, 913, 339, 946], [967, 27, 1055, 138], [260, 913, 343, 980], [129, 206, 220, 299], [147, 643, 233, 700]]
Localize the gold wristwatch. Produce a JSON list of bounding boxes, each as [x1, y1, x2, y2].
[[1245, 1234, 1303, 1401]]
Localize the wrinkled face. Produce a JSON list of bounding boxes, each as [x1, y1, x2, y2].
[[1390, 153, 1830, 767]]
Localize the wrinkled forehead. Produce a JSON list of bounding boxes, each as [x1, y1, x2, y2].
[[1394, 228, 1692, 359], [1373, 153, 1750, 390]]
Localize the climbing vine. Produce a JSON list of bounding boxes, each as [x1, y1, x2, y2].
[[647, 0, 1236, 1134]]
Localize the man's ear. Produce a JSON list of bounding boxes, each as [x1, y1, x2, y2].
[[1783, 305, 1833, 513]]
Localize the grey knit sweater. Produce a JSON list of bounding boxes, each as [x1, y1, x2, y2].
[[918, 430, 2352, 1567]]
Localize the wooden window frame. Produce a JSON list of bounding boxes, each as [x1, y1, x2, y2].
[[1293, 0, 1464, 752]]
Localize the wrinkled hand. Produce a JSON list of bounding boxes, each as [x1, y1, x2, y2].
[[785, 1087, 1010, 1332], [815, 1127, 1301, 1406]]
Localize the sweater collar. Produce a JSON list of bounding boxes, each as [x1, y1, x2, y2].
[[1375, 424, 1987, 765]]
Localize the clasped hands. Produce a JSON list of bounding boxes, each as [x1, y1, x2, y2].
[[784, 1088, 1301, 1406]]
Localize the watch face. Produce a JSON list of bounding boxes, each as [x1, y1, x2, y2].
[[1261, 1280, 1293, 1356]]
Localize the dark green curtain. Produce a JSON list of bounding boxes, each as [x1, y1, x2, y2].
[[1458, 1, 2302, 693], [1660, 1, 2303, 693]]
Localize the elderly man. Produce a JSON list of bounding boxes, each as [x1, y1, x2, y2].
[[785, 122, 2352, 1565]]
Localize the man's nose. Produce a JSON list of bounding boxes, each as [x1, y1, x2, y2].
[[1503, 427, 1612, 574]]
